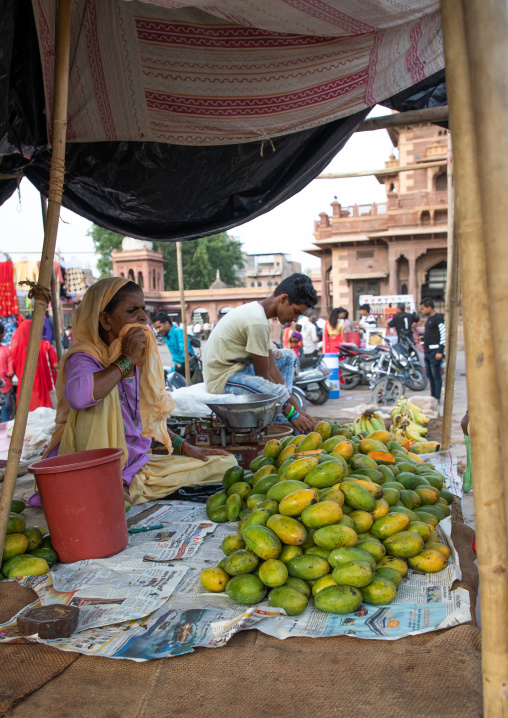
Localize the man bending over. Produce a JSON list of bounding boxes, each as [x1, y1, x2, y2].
[[204, 274, 317, 434]]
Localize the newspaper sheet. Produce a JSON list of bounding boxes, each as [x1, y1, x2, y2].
[[421, 449, 462, 498], [0, 481, 471, 659]]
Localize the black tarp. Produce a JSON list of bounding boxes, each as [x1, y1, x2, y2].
[[0, 0, 447, 242]]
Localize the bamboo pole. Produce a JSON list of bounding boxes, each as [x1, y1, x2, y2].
[[176, 241, 191, 384], [317, 160, 446, 180], [441, 134, 458, 451], [0, 0, 72, 559], [463, 0, 508, 522], [441, 1, 508, 715], [40, 194, 63, 361], [356, 105, 449, 132]]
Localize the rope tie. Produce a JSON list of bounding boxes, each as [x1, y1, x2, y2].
[[260, 138, 276, 157], [18, 280, 52, 305], [47, 157, 66, 204]]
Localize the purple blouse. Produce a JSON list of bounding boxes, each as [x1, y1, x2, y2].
[[56, 353, 151, 484]]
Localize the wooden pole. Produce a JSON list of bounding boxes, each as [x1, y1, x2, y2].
[[176, 241, 191, 385], [441, 1, 508, 715], [317, 160, 446, 180], [356, 105, 449, 132], [40, 194, 63, 361], [0, 0, 71, 559], [441, 134, 458, 450], [463, 0, 508, 520]]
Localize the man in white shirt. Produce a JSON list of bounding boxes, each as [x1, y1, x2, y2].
[[204, 274, 317, 434], [301, 313, 319, 356], [359, 303, 377, 330]]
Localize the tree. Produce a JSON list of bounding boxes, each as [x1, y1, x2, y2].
[[154, 233, 245, 290], [87, 226, 245, 287], [87, 225, 123, 278]]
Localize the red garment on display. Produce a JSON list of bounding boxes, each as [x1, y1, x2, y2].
[[11, 319, 57, 411], [0, 261, 19, 315]]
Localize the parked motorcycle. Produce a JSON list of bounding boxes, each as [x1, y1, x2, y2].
[[164, 366, 186, 391], [339, 339, 427, 393], [339, 343, 410, 405], [294, 354, 331, 406]]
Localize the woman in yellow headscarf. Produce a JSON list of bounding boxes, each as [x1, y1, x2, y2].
[[44, 277, 236, 504]]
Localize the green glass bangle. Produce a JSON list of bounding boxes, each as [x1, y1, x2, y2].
[[286, 405, 295, 420], [172, 435, 185, 454], [114, 354, 134, 379]]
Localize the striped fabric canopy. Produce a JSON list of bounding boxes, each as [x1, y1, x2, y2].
[[33, 0, 444, 146]]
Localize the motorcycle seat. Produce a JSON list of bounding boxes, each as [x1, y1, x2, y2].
[[299, 355, 320, 369]]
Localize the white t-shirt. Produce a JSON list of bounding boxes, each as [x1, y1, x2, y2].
[[301, 321, 318, 354], [203, 302, 271, 393]]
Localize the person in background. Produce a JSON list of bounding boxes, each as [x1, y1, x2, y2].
[[0, 323, 14, 422], [387, 302, 421, 341], [359, 304, 377, 330], [289, 330, 303, 359], [338, 307, 355, 334], [152, 313, 195, 378], [10, 319, 58, 411], [323, 308, 344, 353], [281, 322, 294, 349], [420, 297, 446, 403], [301, 312, 319, 356], [42, 310, 54, 344], [203, 273, 317, 434]]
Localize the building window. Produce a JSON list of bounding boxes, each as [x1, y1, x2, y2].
[[421, 210, 431, 225], [152, 270, 156, 290], [128, 268, 135, 281], [120, 272, 125, 278], [137, 271, 144, 288], [357, 250, 374, 259], [435, 172, 447, 192], [257, 282, 262, 287], [401, 283, 408, 295]]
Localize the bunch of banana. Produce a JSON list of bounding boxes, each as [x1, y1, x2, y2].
[[352, 411, 386, 436], [390, 397, 430, 443]]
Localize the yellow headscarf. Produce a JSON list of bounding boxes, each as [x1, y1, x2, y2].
[[46, 277, 174, 460]]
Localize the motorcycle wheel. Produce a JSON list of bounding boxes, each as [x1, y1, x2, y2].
[[371, 378, 404, 406], [340, 371, 361, 390], [403, 365, 428, 391], [306, 385, 330, 405], [291, 387, 307, 412]]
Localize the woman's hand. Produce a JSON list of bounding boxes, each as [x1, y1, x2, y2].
[[181, 442, 230, 462], [122, 327, 147, 365]]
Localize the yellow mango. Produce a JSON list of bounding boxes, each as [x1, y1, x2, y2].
[[408, 549, 447, 573], [278, 489, 319, 517]]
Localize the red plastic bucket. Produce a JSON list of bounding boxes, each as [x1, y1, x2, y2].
[[28, 448, 128, 563]]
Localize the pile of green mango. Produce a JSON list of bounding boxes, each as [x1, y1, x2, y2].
[[1, 498, 59, 580], [201, 420, 453, 616]]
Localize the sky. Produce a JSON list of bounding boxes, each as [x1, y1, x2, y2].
[[0, 107, 395, 275]]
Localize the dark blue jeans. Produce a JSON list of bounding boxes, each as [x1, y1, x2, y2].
[[1, 389, 12, 422], [424, 351, 443, 401]]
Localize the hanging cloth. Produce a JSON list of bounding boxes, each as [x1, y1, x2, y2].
[[14, 260, 39, 288], [64, 268, 86, 295], [0, 261, 19, 316]]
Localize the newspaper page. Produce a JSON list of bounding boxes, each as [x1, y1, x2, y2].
[[0, 481, 472, 659], [421, 449, 462, 497]]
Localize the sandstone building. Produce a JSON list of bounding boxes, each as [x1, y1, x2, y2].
[[306, 123, 449, 321]]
